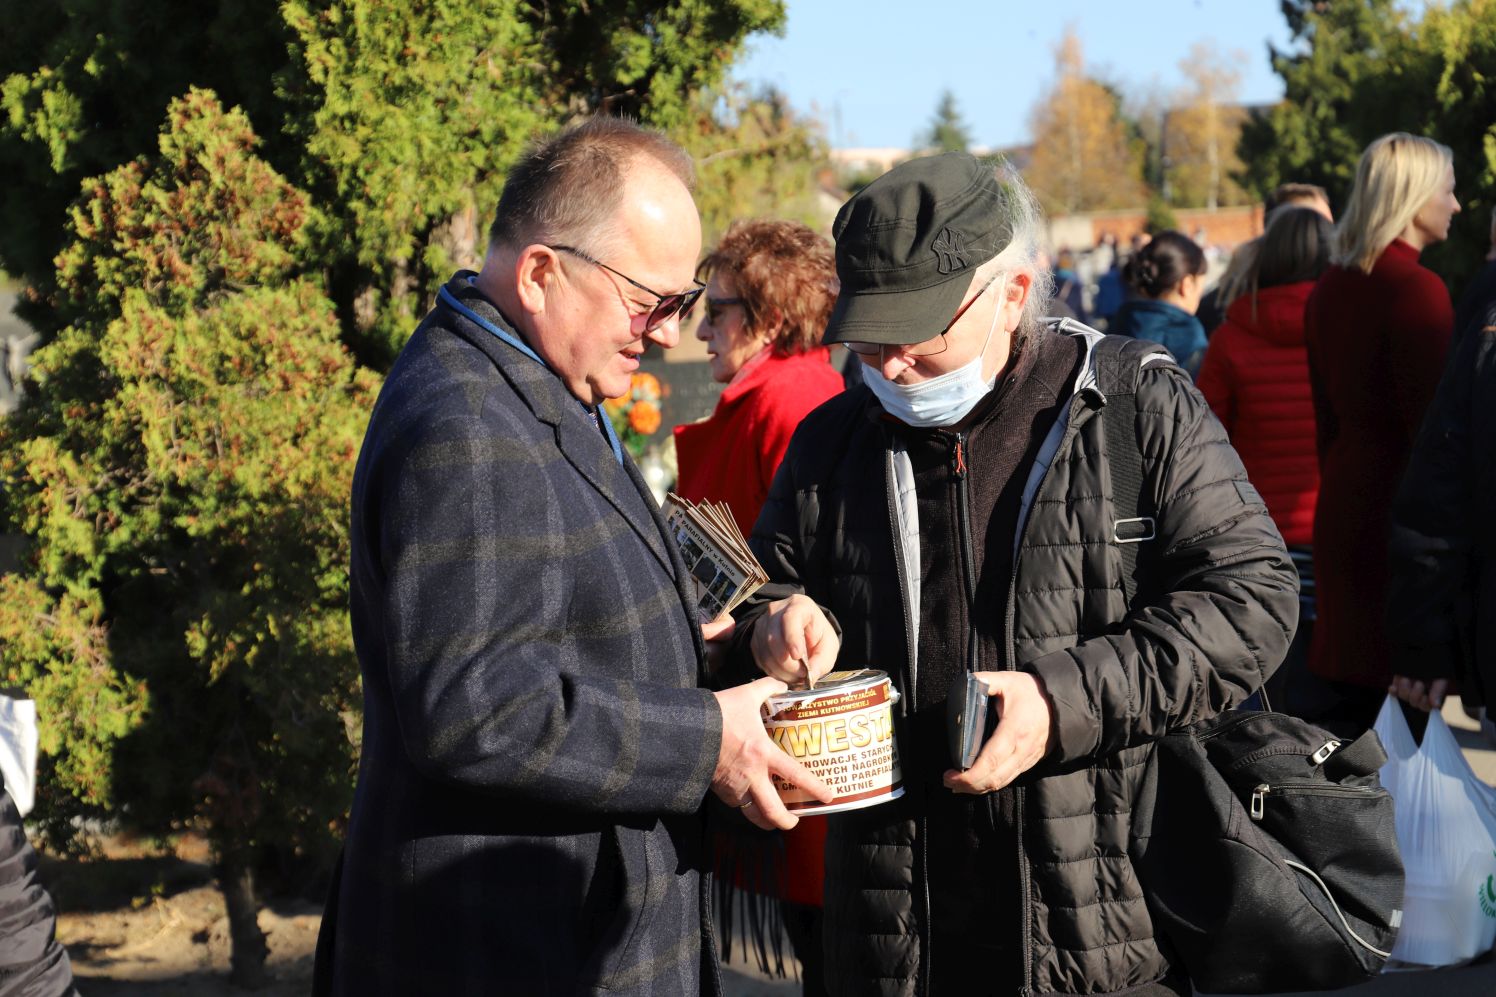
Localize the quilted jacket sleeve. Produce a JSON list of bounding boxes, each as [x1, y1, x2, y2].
[[1025, 366, 1300, 765]]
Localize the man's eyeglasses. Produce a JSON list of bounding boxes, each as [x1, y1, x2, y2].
[[550, 244, 705, 332], [843, 276, 999, 358]]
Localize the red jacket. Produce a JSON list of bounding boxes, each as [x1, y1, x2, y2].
[[1305, 240, 1453, 687], [1196, 281, 1319, 546], [675, 347, 844, 538], [674, 345, 843, 908]]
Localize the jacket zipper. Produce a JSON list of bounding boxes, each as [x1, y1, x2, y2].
[[951, 433, 979, 675]]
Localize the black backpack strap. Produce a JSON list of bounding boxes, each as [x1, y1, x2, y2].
[[1096, 337, 1155, 607]]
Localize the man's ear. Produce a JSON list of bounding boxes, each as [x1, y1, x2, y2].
[[513, 245, 560, 317], [1002, 271, 1032, 330]]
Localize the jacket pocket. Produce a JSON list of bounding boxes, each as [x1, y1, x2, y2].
[[586, 824, 657, 990]]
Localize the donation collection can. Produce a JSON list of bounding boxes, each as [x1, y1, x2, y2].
[[762, 668, 903, 815]]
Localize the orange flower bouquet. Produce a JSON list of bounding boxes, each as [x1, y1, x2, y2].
[[604, 371, 668, 458]]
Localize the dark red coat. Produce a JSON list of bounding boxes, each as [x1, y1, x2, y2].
[[1197, 281, 1319, 546], [674, 345, 842, 908], [1305, 240, 1453, 687]]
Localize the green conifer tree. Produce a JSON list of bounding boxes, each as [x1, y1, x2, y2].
[[0, 90, 378, 985]]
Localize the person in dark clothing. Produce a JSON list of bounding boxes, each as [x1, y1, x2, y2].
[[315, 118, 829, 997], [1091, 259, 1125, 329], [1386, 308, 1496, 723], [0, 776, 75, 996], [1112, 231, 1209, 377], [1452, 205, 1496, 348], [1051, 249, 1087, 323], [725, 153, 1298, 997]]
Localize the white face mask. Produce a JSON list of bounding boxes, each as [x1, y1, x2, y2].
[[863, 292, 1003, 428]]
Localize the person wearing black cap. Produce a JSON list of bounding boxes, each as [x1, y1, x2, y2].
[[725, 153, 1298, 995]]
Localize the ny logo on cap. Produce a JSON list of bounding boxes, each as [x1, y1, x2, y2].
[[931, 227, 968, 275]]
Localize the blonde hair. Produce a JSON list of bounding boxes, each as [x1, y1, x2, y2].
[[1333, 132, 1453, 274]]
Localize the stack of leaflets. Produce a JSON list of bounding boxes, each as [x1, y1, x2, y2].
[[664, 493, 770, 623]]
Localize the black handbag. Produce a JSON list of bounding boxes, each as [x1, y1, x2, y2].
[[1130, 711, 1404, 993], [1099, 347, 1404, 992]]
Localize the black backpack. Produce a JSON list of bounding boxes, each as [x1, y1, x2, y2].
[[1093, 332, 1405, 993], [1130, 712, 1403, 993]]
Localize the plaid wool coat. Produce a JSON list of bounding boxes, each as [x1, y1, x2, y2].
[[315, 273, 725, 996]]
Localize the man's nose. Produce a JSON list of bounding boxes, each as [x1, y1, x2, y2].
[[878, 347, 915, 382], [649, 314, 682, 350]]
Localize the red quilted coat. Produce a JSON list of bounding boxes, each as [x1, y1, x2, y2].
[[1196, 281, 1319, 546]]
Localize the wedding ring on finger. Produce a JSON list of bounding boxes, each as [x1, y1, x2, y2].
[[738, 797, 754, 809]]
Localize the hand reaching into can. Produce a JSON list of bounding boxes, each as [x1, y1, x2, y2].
[[712, 676, 834, 830], [942, 671, 1055, 795], [749, 594, 839, 688]]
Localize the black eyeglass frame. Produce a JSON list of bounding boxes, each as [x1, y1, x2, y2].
[[842, 275, 1001, 358], [550, 244, 705, 332]]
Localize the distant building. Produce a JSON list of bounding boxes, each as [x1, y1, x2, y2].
[[830, 147, 910, 178]]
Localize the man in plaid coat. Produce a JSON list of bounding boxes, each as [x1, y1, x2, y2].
[[314, 118, 828, 995]]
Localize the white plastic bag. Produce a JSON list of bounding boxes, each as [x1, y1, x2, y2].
[[1374, 694, 1418, 801], [1379, 697, 1496, 966], [0, 695, 37, 817]]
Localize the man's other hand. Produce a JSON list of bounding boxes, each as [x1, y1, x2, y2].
[[749, 595, 839, 688], [1390, 674, 1450, 713], [712, 676, 833, 830], [943, 671, 1055, 795], [702, 613, 735, 675]]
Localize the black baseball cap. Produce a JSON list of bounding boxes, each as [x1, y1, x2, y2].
[[823, 152, 1014, 347]]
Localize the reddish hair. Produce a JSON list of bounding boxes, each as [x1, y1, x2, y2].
[[698, 219, 837, 355]]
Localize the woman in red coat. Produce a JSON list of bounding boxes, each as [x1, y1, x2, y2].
[[674, 219, 842, 996], [1304, 132, 1460, 736], [674, 220, 844, 538], [1198, 206, 1332, 715]]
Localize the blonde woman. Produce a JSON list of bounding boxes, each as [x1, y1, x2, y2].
[[1303, 132, 1460, 736]]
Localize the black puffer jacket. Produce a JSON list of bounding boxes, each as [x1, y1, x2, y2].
[[739, 325, 1298, 996]]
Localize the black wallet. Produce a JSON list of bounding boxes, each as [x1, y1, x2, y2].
[[947, 671, 995, 770]]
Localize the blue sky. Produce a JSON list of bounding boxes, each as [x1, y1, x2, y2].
[[729, 2, 1369, 150]]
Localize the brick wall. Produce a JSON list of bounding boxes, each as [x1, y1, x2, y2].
[[1058, 205, 1265, 251]]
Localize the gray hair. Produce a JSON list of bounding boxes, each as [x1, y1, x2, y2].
[[973, 161, 1053, 348]]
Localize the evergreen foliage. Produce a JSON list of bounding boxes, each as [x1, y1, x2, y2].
[[0, 0, 789, 364], [0, 90, 378, 981], [922, 90, 973, 153]]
